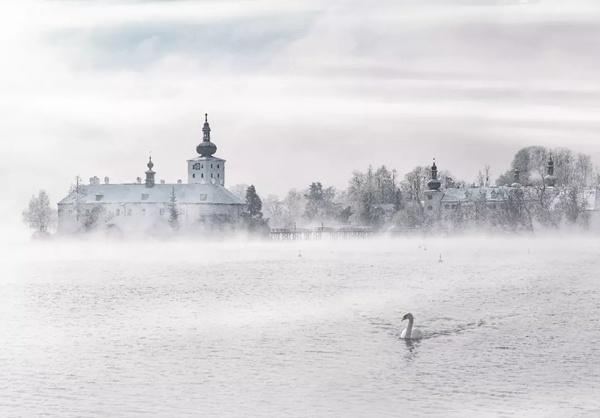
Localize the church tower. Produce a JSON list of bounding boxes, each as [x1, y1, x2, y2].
[[424, 159, 444, 221], [187, 113, 226, 185]]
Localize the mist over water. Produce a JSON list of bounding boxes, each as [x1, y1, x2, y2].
[[1, 236, 599, 417]]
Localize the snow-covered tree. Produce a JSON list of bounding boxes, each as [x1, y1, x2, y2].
[[67, 175, 87, 222], [22, 190, 56, 235], [168, 187, 180, 230]]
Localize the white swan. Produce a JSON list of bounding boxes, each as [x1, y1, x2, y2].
[[400, 313, 423, 340]]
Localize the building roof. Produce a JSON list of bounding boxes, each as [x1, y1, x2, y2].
[[58, 183, 245, 206], [439, 187, 509, 203]]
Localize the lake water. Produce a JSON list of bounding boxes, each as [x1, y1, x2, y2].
[[1, 236, 599, 418]]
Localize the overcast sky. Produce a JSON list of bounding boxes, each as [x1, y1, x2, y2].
[[2, 0, 600, 230]]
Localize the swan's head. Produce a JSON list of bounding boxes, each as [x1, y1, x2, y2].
[[402, 313, 414, 321]]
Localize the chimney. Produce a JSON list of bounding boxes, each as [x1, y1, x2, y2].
[[136, 177, 142, 184], [177, 179, 182, 184], [160, 180, 165, 184], [104, 176, 109, 185]]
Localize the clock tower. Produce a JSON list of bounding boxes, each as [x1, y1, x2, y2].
[[187, 113, 226, 185]]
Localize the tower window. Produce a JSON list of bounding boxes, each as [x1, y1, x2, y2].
[[445, 204, 449, 209], [193, 174, 196, 178], [211, 164, 213, 168], [211, 173, 213, 178], [201, 173, 204, 178], [427, 195, 432, 200], [427, 206, 432, 210], [217, 164, 220, 168]]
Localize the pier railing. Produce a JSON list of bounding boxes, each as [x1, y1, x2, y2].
[[269, 226, 375, 240]]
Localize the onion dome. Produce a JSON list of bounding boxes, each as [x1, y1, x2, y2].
[[196, 113, 217, 157], [544, 155, 557, 187], [427, 159, 441, 190], [145, 156, 156, 188], [147, 156, 154, 171]]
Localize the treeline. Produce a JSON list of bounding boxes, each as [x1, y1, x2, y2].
[[230, 146, 600, 232]]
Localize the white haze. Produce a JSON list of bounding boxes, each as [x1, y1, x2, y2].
[[2, 0, 600, 235]]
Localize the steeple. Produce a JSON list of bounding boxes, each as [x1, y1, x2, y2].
[[145, 156, 156, 188], [544, 154, 557, 187], [197, 113, 217, 157], [427, 158, 441, 191]]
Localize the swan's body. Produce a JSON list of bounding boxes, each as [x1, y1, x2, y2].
[[400, 313, 423, 340]]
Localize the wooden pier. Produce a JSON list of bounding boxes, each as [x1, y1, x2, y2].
[[269, 227, 375, 240]]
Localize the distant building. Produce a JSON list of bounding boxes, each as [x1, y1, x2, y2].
[[423, 157, 600, 229], [57, 114, 246, 235]]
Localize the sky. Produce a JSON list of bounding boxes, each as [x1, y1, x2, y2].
[[3, 0, 600, 232]]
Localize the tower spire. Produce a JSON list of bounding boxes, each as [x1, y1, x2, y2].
[[145, 156, 155, 188], [197, 112, 217, 157], [427, 158, 441, 190]]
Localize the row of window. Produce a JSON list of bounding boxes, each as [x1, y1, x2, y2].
[[427, 204, 499, 211], [192, 173, 220, 179], [192, 163, 221, 170]]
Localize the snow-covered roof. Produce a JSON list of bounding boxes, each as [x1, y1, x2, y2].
[[57, 183, 244, 206], [440, 187, 509, 203]]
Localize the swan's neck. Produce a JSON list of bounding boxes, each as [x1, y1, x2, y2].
[[405, 318, 414, 338]]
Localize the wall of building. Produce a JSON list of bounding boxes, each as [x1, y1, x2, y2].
[[187, 158, 225, 186], [57, 201, 243, 234]]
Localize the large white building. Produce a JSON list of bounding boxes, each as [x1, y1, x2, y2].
[[57, 114, 246, 235]]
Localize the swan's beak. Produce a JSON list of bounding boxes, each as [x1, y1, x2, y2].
[[401, 317, 407, 321]]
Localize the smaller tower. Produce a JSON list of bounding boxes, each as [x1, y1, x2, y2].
[[424, 158, 444, 222], [145, 157, 156, 188], [511, 168, 521, 188], [427, 159, 441, 191], [544, 155, 557, 187]]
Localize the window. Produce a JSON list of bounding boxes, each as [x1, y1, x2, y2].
[[211, 173, 213, 178], [142, 209, 146, 216], [141, 194, 149, 200], [428, 195, 432, 200], [427, 205, 433, 210], [160, 209, 165, 216], [116, 209, 120, 216], [58, 209, 63, 215], [199, 194, 207, 201], [199, 215, 206, 223], [451, 204, 456, 209], [201, 173, 204, 178], [445, 204, 449, 209], [95, 194, 103, 201], [217, 174, 220, 178], [201, 164, 204, 169], [211, 164, 213, 168], [85, 209, 90, 215], [193, 174, 195, 178], [127, 209, 132, 216], [491, 204, 496, 209], [217, 164, 220, 168]]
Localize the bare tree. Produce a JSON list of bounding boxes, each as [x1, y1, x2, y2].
[[22, 190, 56, 235]]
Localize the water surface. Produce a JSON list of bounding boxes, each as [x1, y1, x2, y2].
[[1, 237, 599, 417]]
